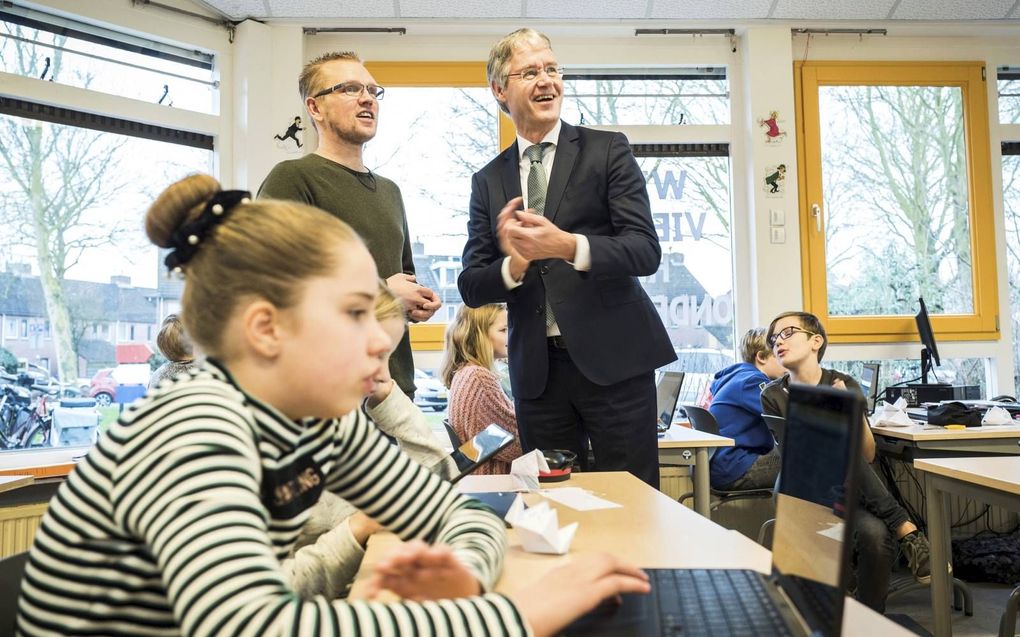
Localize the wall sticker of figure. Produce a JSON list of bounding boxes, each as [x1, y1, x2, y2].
[[758, 110, 787, 143], [764, 164, 786, 196], [274, 116, 305, 149]]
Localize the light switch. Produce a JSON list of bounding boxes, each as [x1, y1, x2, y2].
[[770, 227, 786, 244], [770, 209, 785, 226]]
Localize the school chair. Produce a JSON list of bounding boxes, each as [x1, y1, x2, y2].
[[678, 405, 775, 513], [0, 551, 29, 633]]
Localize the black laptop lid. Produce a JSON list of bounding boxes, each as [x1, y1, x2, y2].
[[772, 384, 864, 637], [655, 371, 685, 430], [447, 423, 515, 483]]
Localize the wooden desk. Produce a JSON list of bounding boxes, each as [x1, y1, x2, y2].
[[914, 457, 1020, 637], [0, 474, 33, 494], [658, 424, 734, 519], [355, 471, 914, 636], [871, 422, 1020, 458]]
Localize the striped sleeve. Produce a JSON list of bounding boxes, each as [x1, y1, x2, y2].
[[109, 400, 527, 637], [324, 409, 510, 592]]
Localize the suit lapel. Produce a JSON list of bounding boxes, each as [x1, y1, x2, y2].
[[500, 141, 522, 211], [544, 122, 579, 224]]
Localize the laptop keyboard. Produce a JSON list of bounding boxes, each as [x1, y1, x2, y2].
[[653, 569, 795, 637]]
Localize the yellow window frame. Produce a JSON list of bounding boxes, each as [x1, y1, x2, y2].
[[365, 61, 515, 350], [794, 61, 998, 343]]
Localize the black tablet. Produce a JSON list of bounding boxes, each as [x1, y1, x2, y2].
[[447, 422, 515, 483]]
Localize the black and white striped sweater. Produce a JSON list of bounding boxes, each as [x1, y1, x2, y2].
[[16, 360, 528, 636]]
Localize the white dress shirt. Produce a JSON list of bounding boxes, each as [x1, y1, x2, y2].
[[500, 122, 592, 336]]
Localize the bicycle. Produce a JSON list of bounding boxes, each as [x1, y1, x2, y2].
[[0, 375, 55, 450]]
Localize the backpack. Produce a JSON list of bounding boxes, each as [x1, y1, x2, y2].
[[951, 531, 1020, 584]]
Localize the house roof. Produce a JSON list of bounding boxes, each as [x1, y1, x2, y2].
[[0, 272, 159, 323]]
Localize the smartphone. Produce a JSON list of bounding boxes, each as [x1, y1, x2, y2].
[[445, 423, 515, 483]]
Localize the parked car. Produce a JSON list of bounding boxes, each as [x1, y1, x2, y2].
[[88, 364, 151, 407], [88, 368, 116, 407], [413, 368, 448, 412]]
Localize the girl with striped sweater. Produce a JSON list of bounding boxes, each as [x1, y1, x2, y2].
[[15, 174, 648, 637]]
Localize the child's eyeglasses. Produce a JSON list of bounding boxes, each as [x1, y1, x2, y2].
[[767, 326, 817, 349]]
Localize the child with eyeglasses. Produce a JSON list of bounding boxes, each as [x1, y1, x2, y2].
[[760, 311, 936, 612]]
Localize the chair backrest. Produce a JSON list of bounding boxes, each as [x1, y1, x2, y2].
[[0, 551, 29, 634], [681, 404, 721, 436], [442, 418, 461, 449], [762, 414, 786, 449]]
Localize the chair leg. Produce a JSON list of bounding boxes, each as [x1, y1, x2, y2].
[[998, 585, 1020, 637], [953, 578, 973, 617]]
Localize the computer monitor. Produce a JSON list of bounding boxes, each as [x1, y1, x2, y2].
[[915, 297, 942, 385]]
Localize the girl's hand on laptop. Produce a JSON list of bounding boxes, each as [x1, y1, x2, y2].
[[365, 540, 482, 600], [510, 553, 650, 637]]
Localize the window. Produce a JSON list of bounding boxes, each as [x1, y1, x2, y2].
[[1003, 147, 1020, 395], [0, 16, 215, 457], [828, 357, 990, 400], [998, 66, 1020, 124], [561, 68, 729, 126], [364, 62, 510, 350], [796, 62, 997, 342], [0, 5, 217, 114]]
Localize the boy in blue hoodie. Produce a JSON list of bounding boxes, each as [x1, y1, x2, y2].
[[708, 327, 786, 490]]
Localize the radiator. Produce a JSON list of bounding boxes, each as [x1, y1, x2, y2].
[[659, 466, 693, 504], [0, 503, 47, 558], [887, 460, 1019, 538]]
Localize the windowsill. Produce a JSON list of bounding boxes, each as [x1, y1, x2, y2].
[[0, 448, 82, 478]]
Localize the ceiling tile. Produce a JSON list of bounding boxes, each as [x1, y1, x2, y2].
[[771, 0, 897, 20], [265, 0, 397, 18], [649, 0, 774, 20], [526, 0, 650, 19], [197, 0, 267, 20], [400, 0, 523, 18], [893, 0, 1015, 20]]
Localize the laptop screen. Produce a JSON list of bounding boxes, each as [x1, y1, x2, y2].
[[655, 371, 685, 431], [772, 384, 863, 636], [447, 423, 515, 483], [859, 363, 881, 413]]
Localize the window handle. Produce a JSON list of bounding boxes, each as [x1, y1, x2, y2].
[[811, 203, 823, 233]]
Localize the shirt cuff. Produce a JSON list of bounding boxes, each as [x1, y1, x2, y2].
[[569, 234, 591, 271], [501, 256, 524, 290]]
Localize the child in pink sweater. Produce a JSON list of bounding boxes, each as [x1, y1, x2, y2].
[[440, 304, 523, 475]]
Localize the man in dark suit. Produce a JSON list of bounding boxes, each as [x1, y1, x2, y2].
[[458, 28, 675, 487]]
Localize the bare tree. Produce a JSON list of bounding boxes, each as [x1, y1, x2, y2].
[[0, 26, 131, 381]]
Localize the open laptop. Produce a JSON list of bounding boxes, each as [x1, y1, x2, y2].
[[656, 371, 686, 434], [565, 384, 864, 637], [859, 363, 881, 414]]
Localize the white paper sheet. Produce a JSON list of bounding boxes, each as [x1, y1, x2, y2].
[[539, 487, 623, 511]]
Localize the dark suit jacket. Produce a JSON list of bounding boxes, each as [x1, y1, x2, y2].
[[458, 122, 676, 400]]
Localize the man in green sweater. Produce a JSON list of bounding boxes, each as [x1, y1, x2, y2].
[[259, 51, 440, 398]]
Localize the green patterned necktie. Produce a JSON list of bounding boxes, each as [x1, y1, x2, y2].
[[524, 142, 556, 328]]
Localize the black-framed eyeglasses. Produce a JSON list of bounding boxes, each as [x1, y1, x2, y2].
[[767, 326, 818, 349], [312, 82, 386, 100], [506, 65, 564, 82]]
